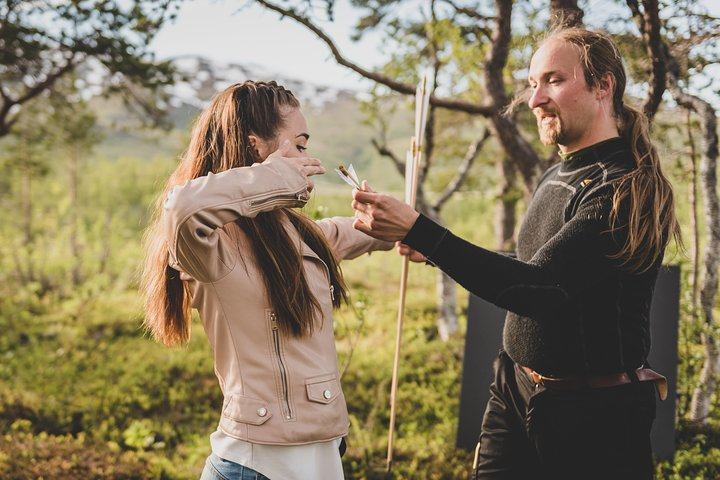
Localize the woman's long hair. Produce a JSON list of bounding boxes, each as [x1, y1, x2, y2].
[[548, 28, 682, 272], [141, 81, 348, 347]]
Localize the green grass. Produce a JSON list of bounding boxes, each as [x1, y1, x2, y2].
[[0, 153, 719, 479]]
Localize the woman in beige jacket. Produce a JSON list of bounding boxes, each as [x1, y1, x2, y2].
[[141, 81, 391, 480]]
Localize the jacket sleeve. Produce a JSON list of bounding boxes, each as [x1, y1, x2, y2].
[[402, 186, 627, 316], [163, 157, 309, 282], [315, 216, 395, 261]]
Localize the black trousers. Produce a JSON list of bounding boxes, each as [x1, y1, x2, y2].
[[474, 351, 656, 480]]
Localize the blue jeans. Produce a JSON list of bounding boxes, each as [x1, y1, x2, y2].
[[200, 453, 271, 480]]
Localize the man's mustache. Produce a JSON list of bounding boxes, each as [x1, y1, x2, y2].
[[534, 109, 558, 119]]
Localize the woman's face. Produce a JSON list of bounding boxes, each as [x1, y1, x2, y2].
[[253, 107, 310, 160]]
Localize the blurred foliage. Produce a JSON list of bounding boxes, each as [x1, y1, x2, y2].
[[0, 431, 149, 479], [0, 0, 182, 136], [0, 140, 717, 477], [0, 5, 719, 476]]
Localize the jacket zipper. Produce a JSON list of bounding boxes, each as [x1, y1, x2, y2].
[[249, 188, 308, 208], [307, 254, 334, 303], [270, 312, 293, 420]]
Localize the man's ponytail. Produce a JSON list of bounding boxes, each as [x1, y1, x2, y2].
[[610, 103, 681, 272]]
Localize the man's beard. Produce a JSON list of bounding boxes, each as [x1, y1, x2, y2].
[[538, 114, 563, 146]]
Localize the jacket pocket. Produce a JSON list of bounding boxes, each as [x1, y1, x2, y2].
[[305, 373, 341, 404], [221, 394, 272, 426]]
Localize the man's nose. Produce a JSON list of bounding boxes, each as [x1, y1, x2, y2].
[[528, 86, 548, 109]]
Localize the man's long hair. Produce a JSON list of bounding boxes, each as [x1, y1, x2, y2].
[[546, 28, 681, 272], [141, 81, 348, 347]]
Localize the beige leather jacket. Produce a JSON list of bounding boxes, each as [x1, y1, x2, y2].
[[163, 157, 391, 445]]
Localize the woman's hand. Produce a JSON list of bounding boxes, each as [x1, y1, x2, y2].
[[352, 181, 420, 242], [267, 140, 325, 192], [396, 242, 427, 263]]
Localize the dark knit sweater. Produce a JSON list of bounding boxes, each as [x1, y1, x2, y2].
[[404, 137, 661, 376]]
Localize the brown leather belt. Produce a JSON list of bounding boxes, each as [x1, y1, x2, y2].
[[522, 366, 668, 401]]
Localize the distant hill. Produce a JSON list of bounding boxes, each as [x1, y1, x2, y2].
[[90, 55, 409, 191], [168, 56, 359, 110]]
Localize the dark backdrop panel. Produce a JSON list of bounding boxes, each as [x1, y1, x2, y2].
[[456, 265, 679, 461]]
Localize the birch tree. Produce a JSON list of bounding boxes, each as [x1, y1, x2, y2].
[[46, 90, 102, 287], [627, 0, 720, 426]]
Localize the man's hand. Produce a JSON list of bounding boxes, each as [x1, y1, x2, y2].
[[352, 181, 420, 242]]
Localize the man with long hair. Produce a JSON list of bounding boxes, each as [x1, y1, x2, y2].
[[351, 28, 680, 479]]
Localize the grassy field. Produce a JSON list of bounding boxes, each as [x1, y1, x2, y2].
[[0, 152, 719, 479]]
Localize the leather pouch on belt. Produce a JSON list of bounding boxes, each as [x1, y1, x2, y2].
[[637, 368, 668, 401]]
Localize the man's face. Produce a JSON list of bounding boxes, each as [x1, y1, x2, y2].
[[527, 39, 599, 153]]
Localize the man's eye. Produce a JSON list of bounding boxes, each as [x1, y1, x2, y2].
[[297, 145, 307, 152]]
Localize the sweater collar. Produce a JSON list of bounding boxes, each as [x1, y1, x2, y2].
[[559, 137, 630, 172]]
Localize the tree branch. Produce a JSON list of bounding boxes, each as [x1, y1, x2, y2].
[[433, 128, 491, 211], [625, 0, 667, 120], [421, 2, 441, 184], [0, 56, 78, 134], [14, 58, 77, 106], [484, 0, 541, 192], [441, 0, 494, 39], [370, 138, 405, 177], [0, 89, 17, 136], [441, 0, 495, 22], [0, 81, 11, 103], [253, 0, 496, 116], [641, 0, 666, 120]]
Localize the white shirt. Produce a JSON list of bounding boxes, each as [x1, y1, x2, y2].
[[210, 428, 345, 480]]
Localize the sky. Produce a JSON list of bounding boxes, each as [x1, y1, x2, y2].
[[150, 0, 720, 100], [150, 0, 381, 91]]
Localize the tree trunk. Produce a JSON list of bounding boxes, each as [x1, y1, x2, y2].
[[436, 270, 458, 341], [625, 0, 719, 425], [668, 76, 720, 425], [495, 157, 517, 251], [484, 0, 542, 193], [686, 109, 700, 312], [688, 122, 720, 423], [677, 109, 702, 420], [691, 333, 720, 423], [70, 146, 82, 286], [420, 204, 459, 339], [22, 164, 32, 247], [98, 211, 112, 276], [688, 111, 719, 424]]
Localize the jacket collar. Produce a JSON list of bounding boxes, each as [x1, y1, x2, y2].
[[559, 137, 631, 172]]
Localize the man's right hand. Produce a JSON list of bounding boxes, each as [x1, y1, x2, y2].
[[351, 181, 420, 242]]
